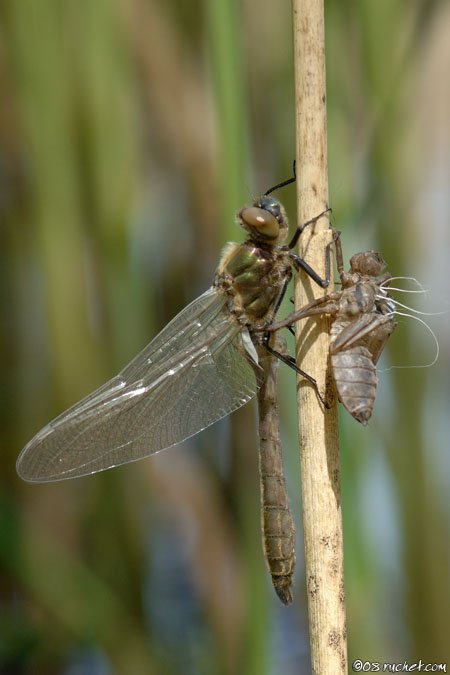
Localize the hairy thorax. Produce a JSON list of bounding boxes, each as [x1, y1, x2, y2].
[[214, 241, 291, 326]]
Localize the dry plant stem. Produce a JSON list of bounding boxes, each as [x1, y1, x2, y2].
[[293, 0, 347, 673]]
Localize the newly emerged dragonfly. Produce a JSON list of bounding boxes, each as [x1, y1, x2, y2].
[[17, 175, 332, 605], [268, 231, 396, 424]]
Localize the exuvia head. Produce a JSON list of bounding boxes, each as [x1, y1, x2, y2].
[[349, 251, 387, 277], [237, 194, 289, 245]]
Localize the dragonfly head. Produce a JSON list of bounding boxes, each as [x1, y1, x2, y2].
[[237, 195, 289, 245]]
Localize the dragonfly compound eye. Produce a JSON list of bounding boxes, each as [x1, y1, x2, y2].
[[239, 206, 280, 240]]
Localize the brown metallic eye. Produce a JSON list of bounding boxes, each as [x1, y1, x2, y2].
[[240, 206, 280, 239]]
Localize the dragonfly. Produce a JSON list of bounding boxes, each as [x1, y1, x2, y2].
[[17, 173, 332, 605], [267, 231, 396, 424]]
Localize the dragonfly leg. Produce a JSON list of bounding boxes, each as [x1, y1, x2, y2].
[[262, 294, 340, 333], [332, 228, 346, 280], [265, 268, 293, 326], [287, 208, 332, 251], [288, 236, 334, 289], [262, 333, 329, 408]]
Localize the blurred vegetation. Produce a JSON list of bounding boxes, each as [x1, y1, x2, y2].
[[1, 0, 449, 673]]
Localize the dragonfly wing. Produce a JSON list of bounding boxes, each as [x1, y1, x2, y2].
[[17, 288, 260, 483]]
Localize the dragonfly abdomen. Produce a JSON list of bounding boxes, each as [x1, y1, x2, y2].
[[256, 342, 296, 605], [260, 487, 296, 605]]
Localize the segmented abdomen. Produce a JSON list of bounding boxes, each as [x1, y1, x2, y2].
[[331, 327, 377, 425], [256, 340, 296, 605]]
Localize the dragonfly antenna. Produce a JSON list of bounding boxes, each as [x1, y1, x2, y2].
[[264, 161, 296, 196]]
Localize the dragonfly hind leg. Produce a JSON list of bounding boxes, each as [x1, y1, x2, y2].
[[261, 332, 328, 408]]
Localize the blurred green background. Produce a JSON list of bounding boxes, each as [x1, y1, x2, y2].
[[1, 0, 450, 673]]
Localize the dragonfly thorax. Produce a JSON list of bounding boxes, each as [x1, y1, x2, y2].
[[215, 239, 291, 325]]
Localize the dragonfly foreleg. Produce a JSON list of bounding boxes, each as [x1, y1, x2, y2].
[[286, 208, 332, 250]]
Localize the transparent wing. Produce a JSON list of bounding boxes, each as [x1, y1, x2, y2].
[[17, 288, 260, 483]]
